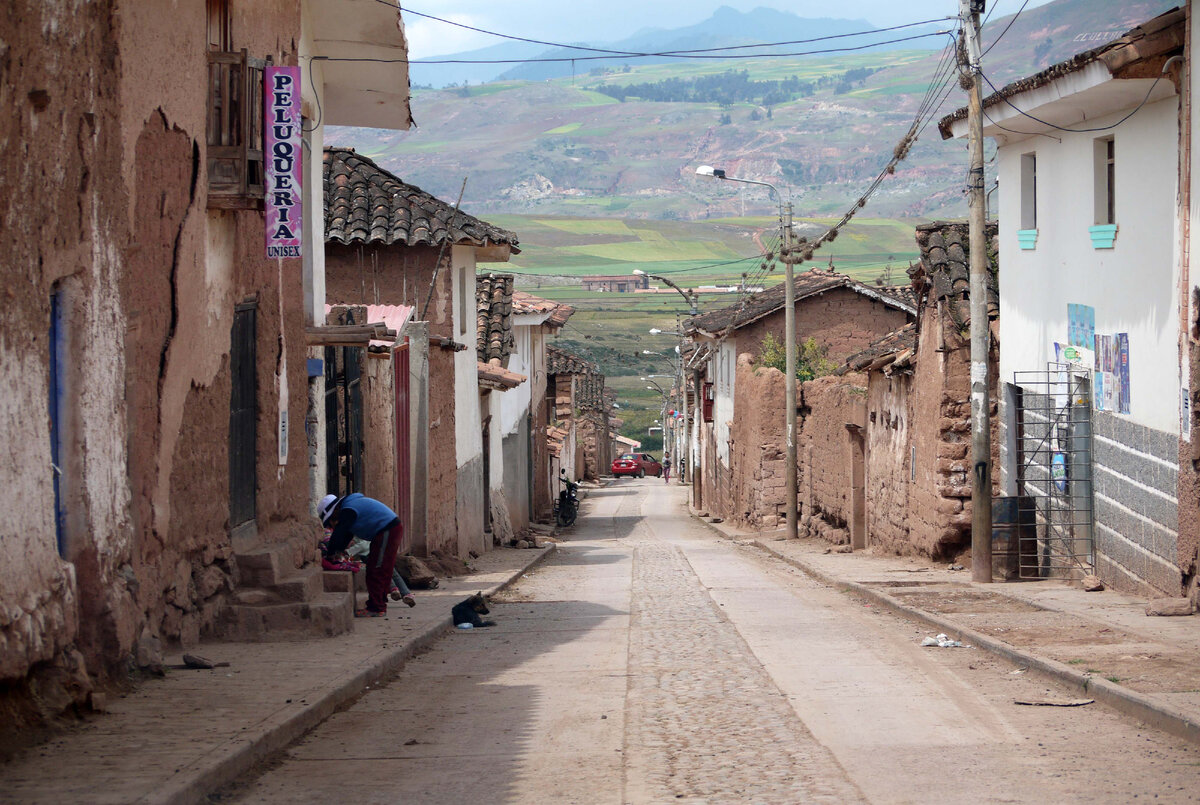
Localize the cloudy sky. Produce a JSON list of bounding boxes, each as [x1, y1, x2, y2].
[[403, 0, 1057, 59]]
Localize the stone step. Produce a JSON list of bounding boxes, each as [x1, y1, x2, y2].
[[322, 570, 366, 595], [233, 542, 295, 589], [217, 591, 354, 642], [274, 566, 326, 602]]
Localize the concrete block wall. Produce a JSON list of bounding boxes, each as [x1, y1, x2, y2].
[[1092, 412, 1181, 596]]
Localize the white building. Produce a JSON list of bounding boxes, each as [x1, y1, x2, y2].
[[941, 8, 1186, 596]]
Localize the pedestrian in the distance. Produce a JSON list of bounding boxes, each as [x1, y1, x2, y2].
[[319, 493, 403, 618], [662, 452, 672, 483]]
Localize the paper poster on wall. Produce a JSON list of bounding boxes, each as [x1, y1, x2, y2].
[[1093, 332, 1130, 414], [1068, 304, 1095, 348]]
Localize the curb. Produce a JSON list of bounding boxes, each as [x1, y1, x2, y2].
[[743, 537, 1200, 749], [686, 510, 1200, 749], [163, 544, 556, 805]]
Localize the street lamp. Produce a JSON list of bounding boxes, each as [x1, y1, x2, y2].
[[696, 164, 798, 541], [632, 269, 700, 315]]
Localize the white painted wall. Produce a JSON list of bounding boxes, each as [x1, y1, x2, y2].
[[453, 246, 484, 468], [714, 338, 737, 466], [997, 97, 1181, 434], [499, 323, 535, 438]]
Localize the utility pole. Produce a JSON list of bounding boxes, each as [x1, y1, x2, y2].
[[962, 0, 992, 583], [782, 203, 798, 540]]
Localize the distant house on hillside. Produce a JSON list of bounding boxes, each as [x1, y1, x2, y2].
[[581, 274, 649, 292]]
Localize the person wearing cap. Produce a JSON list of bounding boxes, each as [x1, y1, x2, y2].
[[318, 493, 404, 618]]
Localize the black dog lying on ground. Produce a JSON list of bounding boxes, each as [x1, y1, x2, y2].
[[452, 592, 496, 627]]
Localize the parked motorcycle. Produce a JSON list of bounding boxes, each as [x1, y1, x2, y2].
[[555, 470, 579, 527]]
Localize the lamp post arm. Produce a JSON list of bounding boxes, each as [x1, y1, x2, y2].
[[716, 175, 783, 204], [647, 273, 699, 315]]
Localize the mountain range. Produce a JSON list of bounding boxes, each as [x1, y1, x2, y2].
[[338, 0, 1179, 222]]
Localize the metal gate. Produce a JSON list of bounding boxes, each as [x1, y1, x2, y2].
[[1011, 363, 1095, 578]]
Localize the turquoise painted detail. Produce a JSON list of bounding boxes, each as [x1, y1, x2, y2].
[[1016, 229, 1038, 250], [1088, 224, 1117, 249]]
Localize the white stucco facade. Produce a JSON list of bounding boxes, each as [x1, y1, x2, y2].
[[994, 97, 1181, 435], [713, 338, 738, 467]]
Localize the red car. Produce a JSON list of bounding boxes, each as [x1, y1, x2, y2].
[[612, 452, 663, 478]]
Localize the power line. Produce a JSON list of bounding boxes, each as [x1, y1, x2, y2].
[[980, 69, 1168, 134], [313, 30, 953, 67], [981, 0, 1032, 58], [396, 3, 953, 62]]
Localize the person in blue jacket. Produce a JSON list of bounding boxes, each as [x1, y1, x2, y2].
[[319, 493, 403, 617]]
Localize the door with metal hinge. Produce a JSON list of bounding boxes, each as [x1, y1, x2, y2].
[[1012, 364, 1095, 579], [229, 301, 257, 528]]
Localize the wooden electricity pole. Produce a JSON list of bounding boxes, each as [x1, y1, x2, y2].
[[962, 0, 993, 583]]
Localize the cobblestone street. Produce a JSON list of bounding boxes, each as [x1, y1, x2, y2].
[[223, 480, 1200, 804]]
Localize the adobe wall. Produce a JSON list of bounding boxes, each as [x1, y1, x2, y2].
[[864, 372, 912, 553], [326, 243, 459, 556], [363, 354, 398, 513], [530, 330, 552, 521], [727, 356, 788, 529], [904, 312, 1001, 561], [735, 287, 912, 365], [798, 374, 866, 539], [118, 1, 315, 658], [1185, 284, 1200, 602], [1, 0, 133, 719]]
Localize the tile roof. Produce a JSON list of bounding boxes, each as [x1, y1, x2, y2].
[[685, 269, 916, 337], [938, 8, 1184, 138], [838, 323, 917, 375], [476, 273, 515, 364], [909, 221, 999, 329], [323, 148, 519, 250], [478, 361, 526, 391], [512, 291, 574, 330], [547, 345, 598, 376]]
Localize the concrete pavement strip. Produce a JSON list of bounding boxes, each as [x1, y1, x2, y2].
[[690, 509, 1200, 749], [0, 544, 555, 805]]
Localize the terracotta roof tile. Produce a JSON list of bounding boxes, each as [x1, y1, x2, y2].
[[476, 273, 515, 364], [838, 323, 917, 375], [323, 148, 519, 250], [909, 221, 999, 327]]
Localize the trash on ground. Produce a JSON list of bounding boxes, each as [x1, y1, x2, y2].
[[1014, 698, 1095, 707], [457, 622, 474, 630], [921, 633, 967, 648], [949, 564, 965, 571]]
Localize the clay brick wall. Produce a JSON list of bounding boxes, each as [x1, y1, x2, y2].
[[798, 374, 866, 539], [728, 356, 789, 528], [735, 287, 912, 366], [326, 244, 459, 555]]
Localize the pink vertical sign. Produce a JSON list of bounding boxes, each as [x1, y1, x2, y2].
[[264, 65, 302, 259]]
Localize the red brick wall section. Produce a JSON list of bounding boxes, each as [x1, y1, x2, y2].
[[326, 244, 458, 555]]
